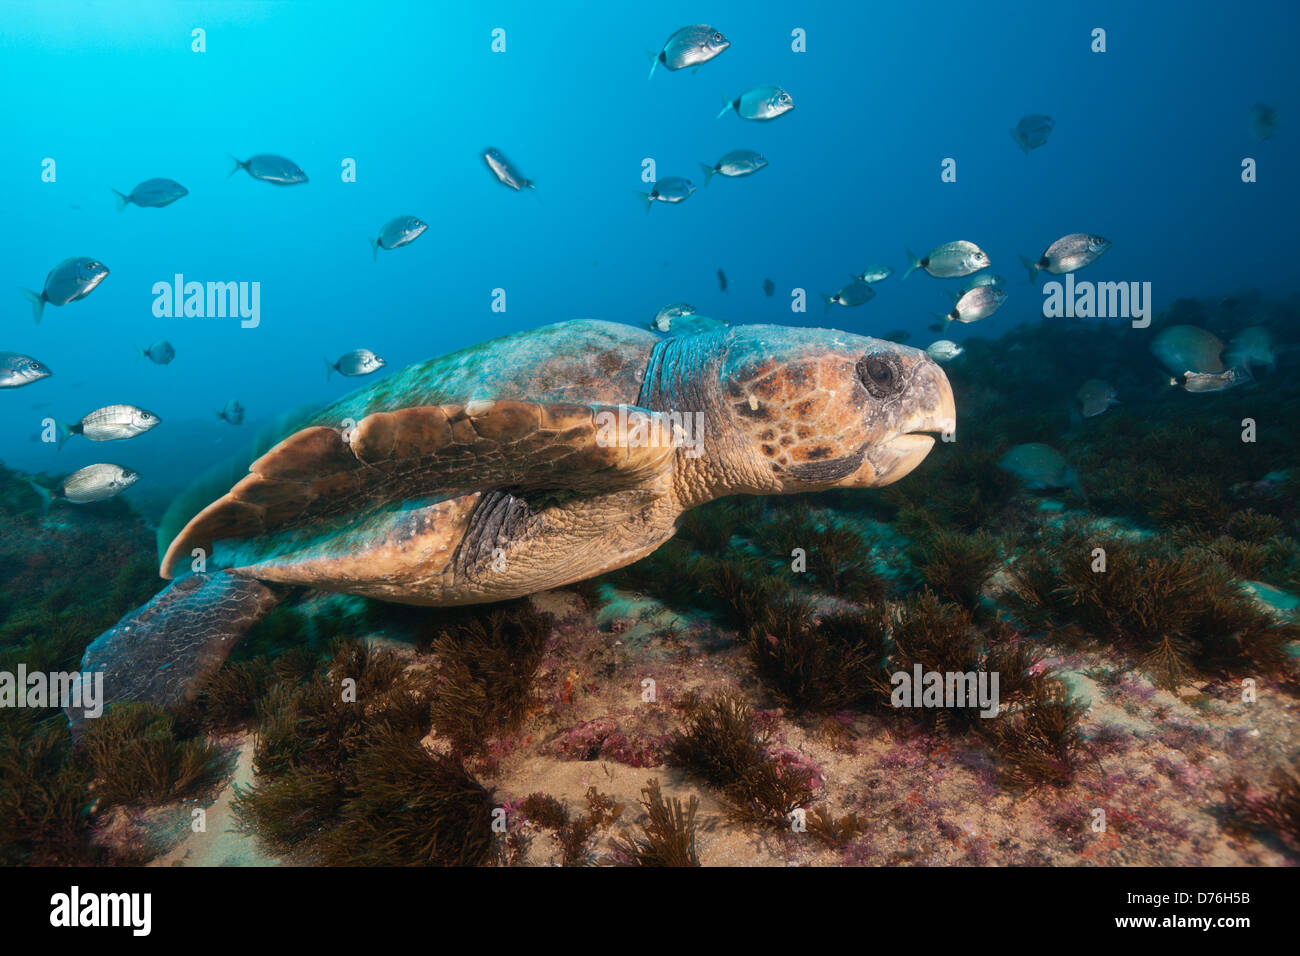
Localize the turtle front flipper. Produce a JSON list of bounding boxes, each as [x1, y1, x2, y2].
[[161, 400, 681, 578], [67, 572, 282, 727]]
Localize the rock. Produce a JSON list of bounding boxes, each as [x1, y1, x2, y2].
[[545, 718, 619, 760]]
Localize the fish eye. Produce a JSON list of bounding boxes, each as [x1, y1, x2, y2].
[[856, 354, 903, 398], [713, 32, 723, 41]]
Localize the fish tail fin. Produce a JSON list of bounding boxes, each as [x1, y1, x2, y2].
[[54, 421, 74, 452], [21, 288, 44, 323], [634, 190, 653, 213], [903, 249, 923, 280], [1018, 254, 1039, 284], [137, 346, 147, 363], [369, 238, 379, 262], [1011, 129, 1029, 154], [646, 51, 659, 80], [324, 358, 335, 381], [111, 188, 130, 211], [698, 162, 715, 187], [27, 480, 53, 513], [821, 294, 834, 314], [1066, 468, 1088, 505], [227, 155, 245, 178], [716, 96, 735, 120]]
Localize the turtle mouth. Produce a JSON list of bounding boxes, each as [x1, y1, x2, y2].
[[850, 359, 957, 488], [870, 433, 937, 487]]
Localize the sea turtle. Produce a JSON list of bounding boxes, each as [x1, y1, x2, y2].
[[73, 318, 955, 719]]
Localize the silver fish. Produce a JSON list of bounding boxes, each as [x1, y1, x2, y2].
[[1075, 379, 1118, 417], [230, 154, 308, 185], [904, 241, 989, 279], [371, 216, 428, 261], [1172, 368, 1251, 393], [140, 340, 176, 365], [58, 405, 161, 450], [636, 176, 695, 212], [217, 400, 244, 425], [1250, 103, 1278, 142], [763, 278, 775, 297], [0, 352, 52, 388], [327, 349, 387, 379], [654, 315, 728, 338], [1010, 114, 1055, 153], [998, 443, 1084, 497], [1019, 234, 1110, 282], [648, 25, 729, 77], [1224, 326, 1275, 374], [855, 265, 893, 283], [960, 273, 1005, 293], [717, 85, 794, 122], [112, 178, 188, 210], [822, 280, 875, 312], [32, 463, 139, 508], [483, 148, 534, 191], [22, 257, 110, 322], [650, 302, 697, 332], [926, 340, 964, 362], [698, 149, 767, 186], [1151, 325, 1225, 375], [940, 286, 1006, 325]]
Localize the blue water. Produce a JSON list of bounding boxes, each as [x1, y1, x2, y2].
[[1, 0, 1296, 500]]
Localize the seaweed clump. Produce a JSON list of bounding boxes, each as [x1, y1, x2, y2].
[[233, 638, 497, 865], [877, 592, 1042, 732], [907, 528, 1002, 609], [0, 721, 107, 865], [979, 680, 1090, 790], [423, 602, 553, 753], [667, 691, 816, 829], [1224, 765, 1300, 858], [1009, 528, 1298, 689], [79, 703, 228, 808], [608, 778, 700, 867], [747, 600, 890, 713], [518, 788, 624, 866]]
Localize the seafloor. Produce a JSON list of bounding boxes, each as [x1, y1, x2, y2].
[[1, 294, 1298, 866]]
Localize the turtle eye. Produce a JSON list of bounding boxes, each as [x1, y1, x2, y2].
[[856, 354, 903, 397]]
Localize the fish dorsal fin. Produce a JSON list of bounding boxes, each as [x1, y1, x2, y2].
[[160, 400, 678, 578], [658, 315, 729, 339]]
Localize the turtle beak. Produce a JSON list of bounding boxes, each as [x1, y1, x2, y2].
[[850, 357, 956, 488]]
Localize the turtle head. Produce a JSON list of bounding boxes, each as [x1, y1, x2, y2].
[[715, 326, 956, 494]]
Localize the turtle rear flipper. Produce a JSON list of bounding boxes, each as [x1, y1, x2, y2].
[[68, 571, 282, 727]]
